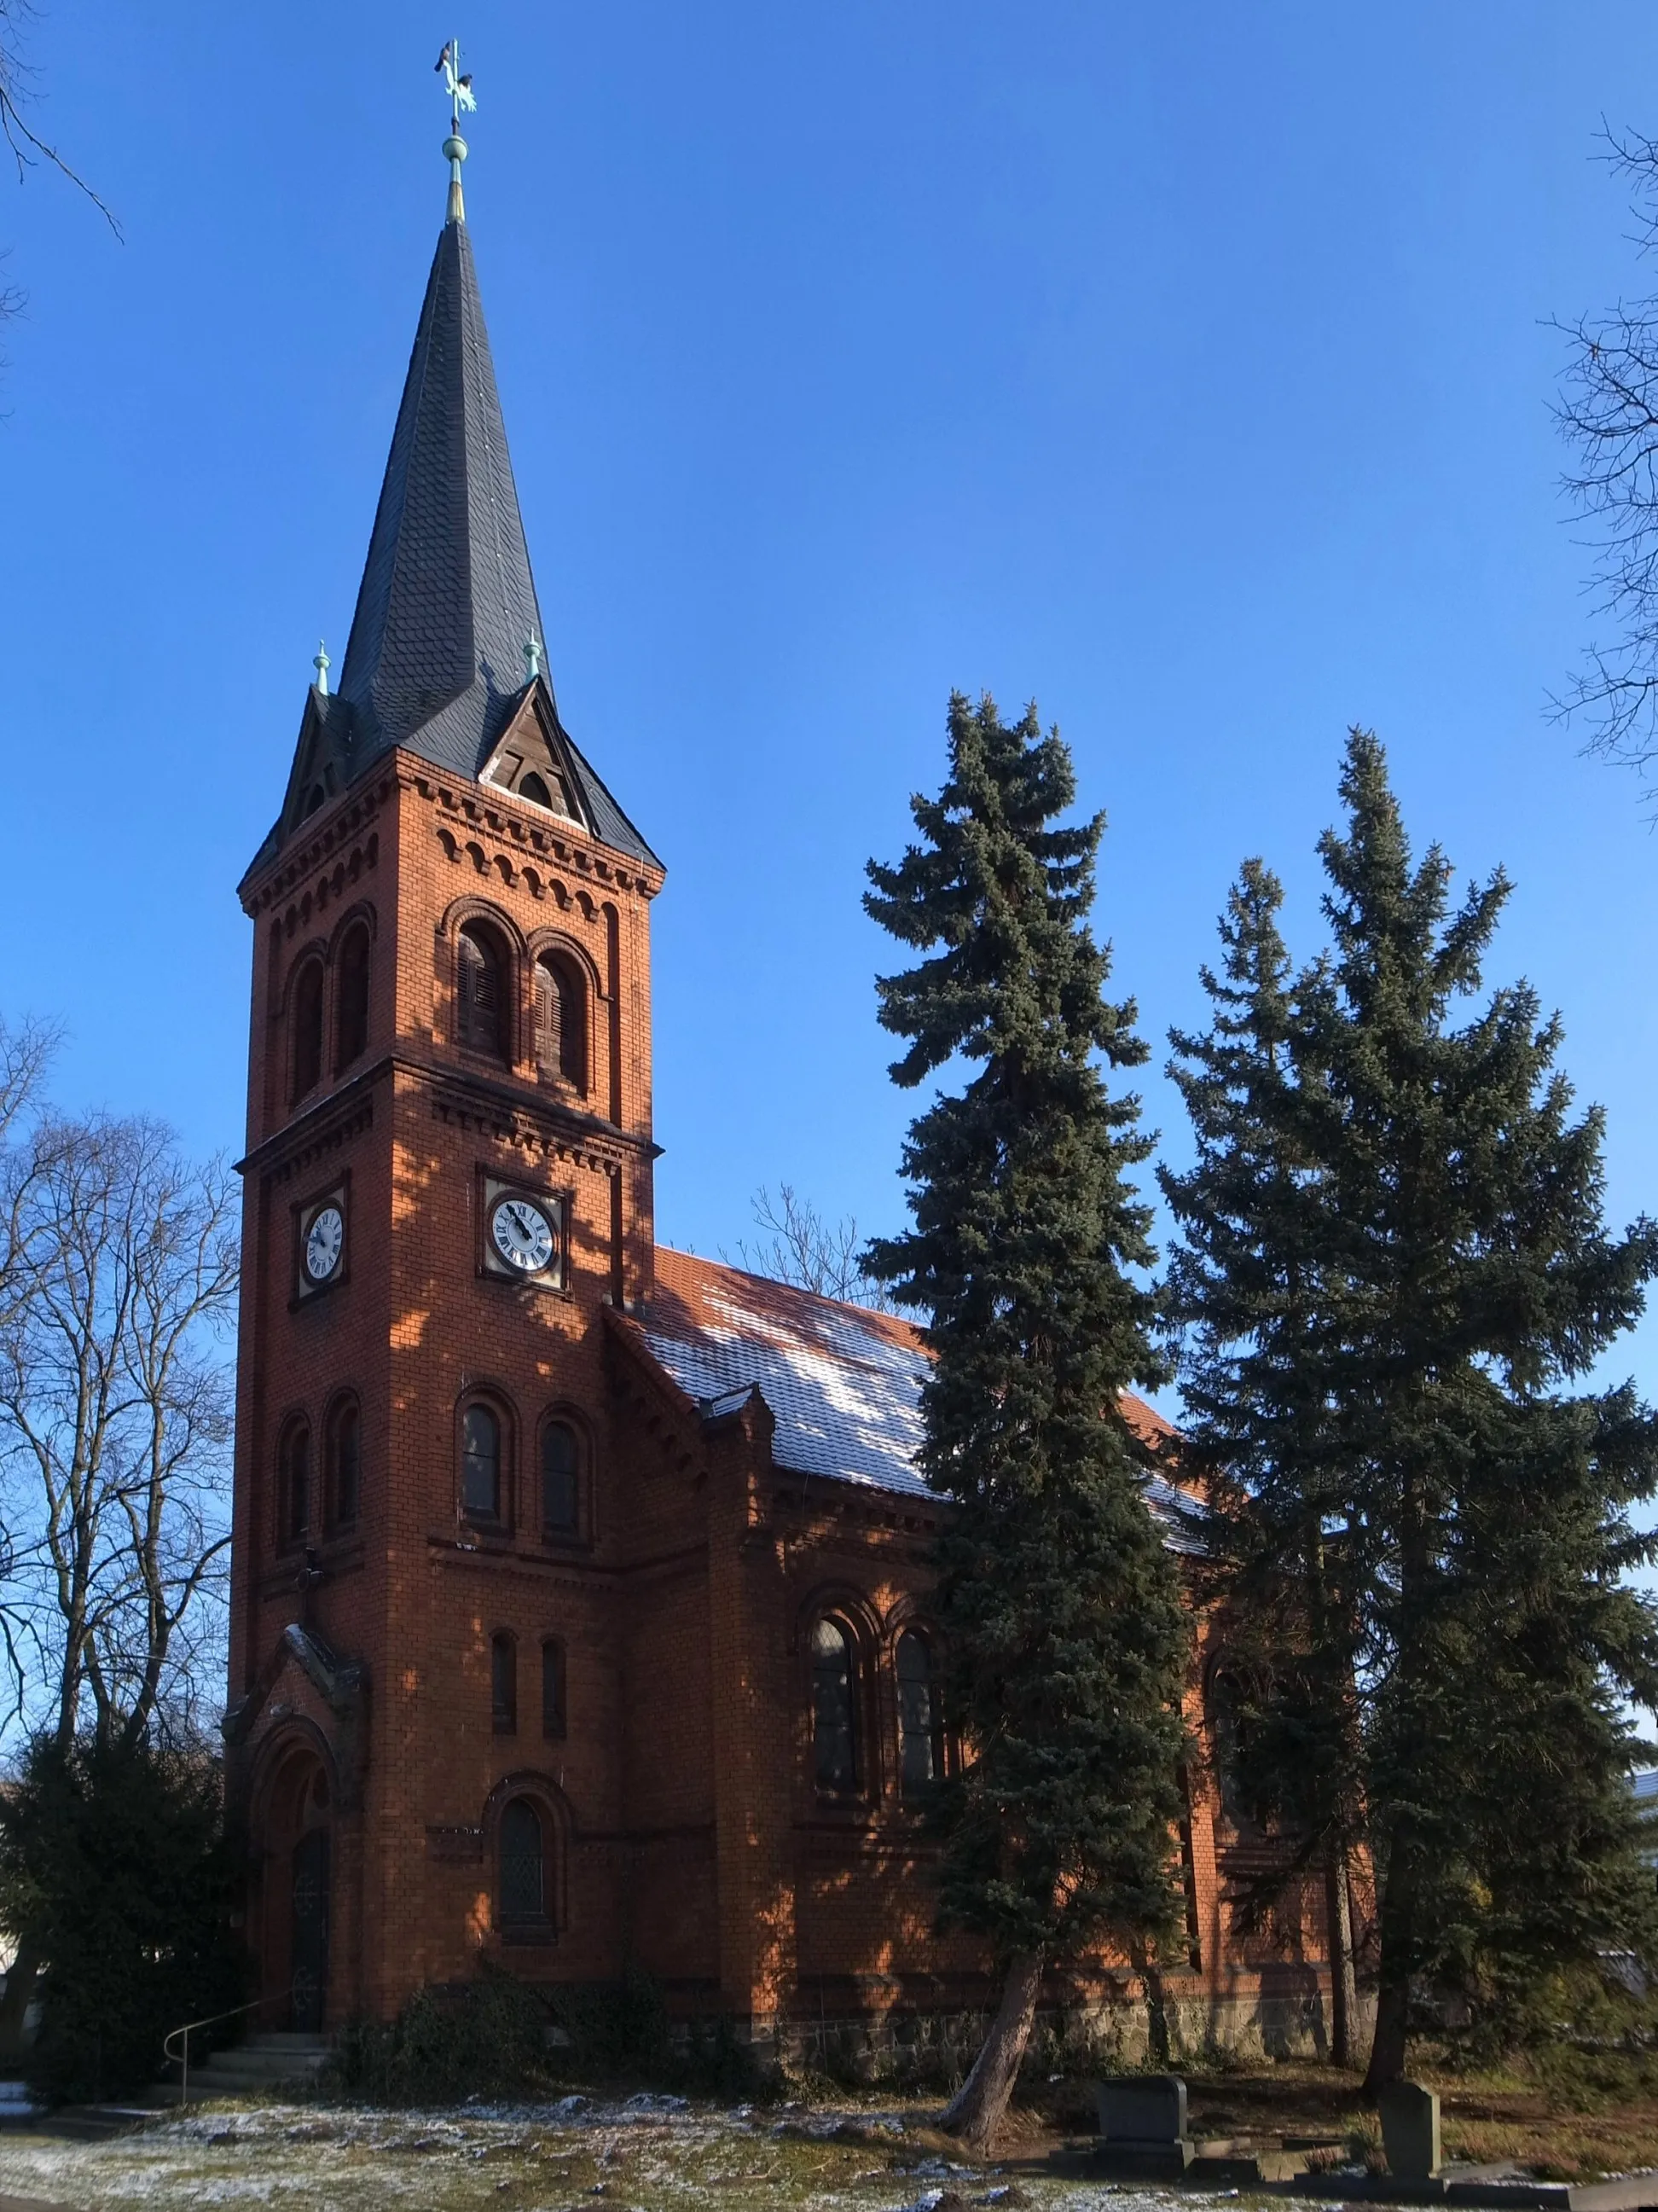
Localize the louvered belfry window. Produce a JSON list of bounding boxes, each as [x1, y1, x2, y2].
[[292, 960, 325, 1101], [458, 925, 507, 1059], [534, 957, 586, 1091], [335, 923, 371, 1070]]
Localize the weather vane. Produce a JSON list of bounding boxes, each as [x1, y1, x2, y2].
[[435, 38, 477, 222]]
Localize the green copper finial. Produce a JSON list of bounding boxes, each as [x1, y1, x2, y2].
[[314, 639, 331, 697], [524, 631, 542, 685], [435, 38, 476, 224]]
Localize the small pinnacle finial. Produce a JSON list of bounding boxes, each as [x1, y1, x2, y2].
[[524, 632, 542, 685], [435, 37, 476, 224], [314, 640, 331, 696]]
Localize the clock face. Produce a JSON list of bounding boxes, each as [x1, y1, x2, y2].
[[304, 1204, 345, 1285], [490, 1193, 557, 1276]]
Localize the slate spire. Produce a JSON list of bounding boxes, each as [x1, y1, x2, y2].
[[333, 198, 545, 781], [252, 131, 658, 879]]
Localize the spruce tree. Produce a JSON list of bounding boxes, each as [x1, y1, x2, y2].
[[1161, 861, 1365, 2060], [1165, 729, 1658, 2088], [865, 692, 1189, 2150]]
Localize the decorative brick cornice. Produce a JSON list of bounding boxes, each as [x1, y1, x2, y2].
[[406, 758, 664, 901], [240, 774, 394, 917]]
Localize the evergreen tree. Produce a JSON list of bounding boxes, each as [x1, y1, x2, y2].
[[1161, 861, 1365, 2060], [1165, 729, 1658, 2088], [0, 1730, 245, 2103], [865, 692, 1190, 2150]]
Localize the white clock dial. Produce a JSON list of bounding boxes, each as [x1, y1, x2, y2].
[[490, 1193, 556, 1276], [304, 1204, 345, 1284]]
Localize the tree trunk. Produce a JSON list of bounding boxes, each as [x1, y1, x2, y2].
[[1325, 1847, 1357, 2070], [941, 1949, 1045, 2154], [1362, 1847, 1416, 2094], [0, 1931, 43, 2063]]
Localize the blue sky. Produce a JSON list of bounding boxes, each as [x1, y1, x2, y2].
[[3, 3, 1658, 1411]]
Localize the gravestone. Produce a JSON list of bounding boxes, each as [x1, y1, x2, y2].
[[1093, 2074, 1194, 2178], [1377, 2080, 1441, 2180]]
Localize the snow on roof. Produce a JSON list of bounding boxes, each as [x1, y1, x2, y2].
[[643, 1249, 933, 1498], [641, 1250, 1196, 1543]]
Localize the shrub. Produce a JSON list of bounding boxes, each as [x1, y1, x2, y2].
[[0, 1731, 245, 2105]]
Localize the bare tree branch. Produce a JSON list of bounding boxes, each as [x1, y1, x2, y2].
[[1551, 124, 1658, 792], [727, 1182, 896, 1312], [0, 0, 122, 285]]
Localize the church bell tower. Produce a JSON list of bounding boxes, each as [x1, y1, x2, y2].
[[224, 80, 665, 2026]]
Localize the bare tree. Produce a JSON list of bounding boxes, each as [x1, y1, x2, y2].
[[0, 0, 120, 344], [0, 1113, 237, 1756], [0, 1101, 235, 2054], [1551, 125, 1658, 789], [728, 1182, 896, 1311]]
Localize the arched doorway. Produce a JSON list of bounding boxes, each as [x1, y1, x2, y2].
[[258, 1741, 333, 2033]]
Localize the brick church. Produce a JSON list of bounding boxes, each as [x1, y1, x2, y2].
[[224, 132, 1343, 2060]]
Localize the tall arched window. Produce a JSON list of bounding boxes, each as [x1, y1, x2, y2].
[[542, 1637, 567, 1739], [811, 1617, 859, 1794], [896, 1629, 941, 1799], [326, 1397, 361, 1530], [534, 955, 587, 1091], [457, 923, 508, 1060], [279, 1419, 311, 1547], [461, 1403, 502, 1521], [518, 771, 553, 809], [292, 960, 325, 1101], [335, 922, 371, 1071], [541, 1420, 581, 1540], [499, 1797, 545, 1925], [490, 1631, 518, 1734]]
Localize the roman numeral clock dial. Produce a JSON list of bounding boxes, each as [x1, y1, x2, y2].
[[490, 1192, 556, 1276]]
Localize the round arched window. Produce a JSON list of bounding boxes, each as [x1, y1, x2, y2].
[[542, 1420, 580, 1538], [461, 1404, 501, 1520], [457, 924, 508, 1060], [499, 1797, 545, 1925], [896, 1629, 940, 1798], [810, 1618, 858, 1794]]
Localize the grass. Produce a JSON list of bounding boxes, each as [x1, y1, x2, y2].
[[1, 2053, 1655, 2207]]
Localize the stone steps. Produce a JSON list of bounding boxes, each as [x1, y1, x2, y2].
[[183, 2033, 329, 2101]]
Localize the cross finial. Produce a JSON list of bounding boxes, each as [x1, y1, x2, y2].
[[524, 631, 542, 685], [313, 639, 330, 697], [435, 38, 477, 224]]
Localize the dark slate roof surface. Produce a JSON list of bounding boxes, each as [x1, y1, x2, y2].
[[251, 209, 658, 878]]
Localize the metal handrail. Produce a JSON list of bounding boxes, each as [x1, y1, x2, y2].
[[162, 1995, 267, 2108]]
